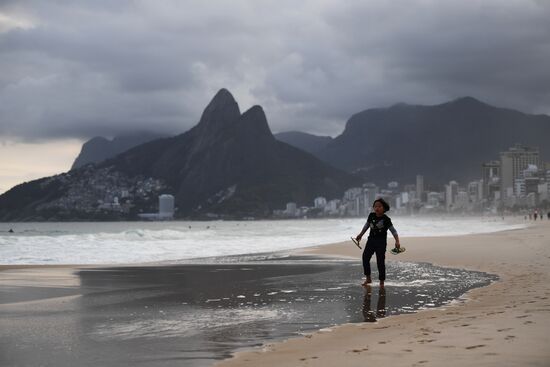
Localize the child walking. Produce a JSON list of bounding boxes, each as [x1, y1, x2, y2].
[[355, 198, 400, 288]]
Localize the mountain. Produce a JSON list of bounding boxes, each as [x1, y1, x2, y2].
[[0, 89, 358, 221], [72, 132, 166, 169], [274, 131, 333, 155], [316, 97, 550, 185], [102, 89, 357, 217]]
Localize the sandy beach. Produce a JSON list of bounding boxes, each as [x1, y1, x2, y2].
[[216, 221, 550, 367], [1, 220, 549, 366]]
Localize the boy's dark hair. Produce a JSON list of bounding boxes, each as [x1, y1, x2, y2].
[[373, 198, 390, 212]]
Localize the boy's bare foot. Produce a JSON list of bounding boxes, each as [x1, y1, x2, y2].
[[379, 281, 384, 288], [362, 276, 372, 286]]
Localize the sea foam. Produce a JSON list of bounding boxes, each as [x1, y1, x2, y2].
[[0, 217, 525, 265]]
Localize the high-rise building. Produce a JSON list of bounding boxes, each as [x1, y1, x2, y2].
[[445, 180, 459, 210], [521, 165, 543, 198], [500, 145, 540, 197], [538, 182, 549, 202], [468, 180, 483, 202], [455, 191, 469, 209], [344, 187, 363, 201], [416, 175, 424, 201], [481, 161, 500, 201], [363, 183, 379, 203]]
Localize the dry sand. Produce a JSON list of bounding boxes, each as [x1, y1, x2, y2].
[[216, 221, 550, 367]]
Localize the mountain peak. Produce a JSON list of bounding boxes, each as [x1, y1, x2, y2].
[[72, 133, 164, 169], [197, 88, 241, 132], [213, 88, 236, 104], [239, 105, 274, 142], [449, 96, 486, 107], [389, 102, 411, 109]]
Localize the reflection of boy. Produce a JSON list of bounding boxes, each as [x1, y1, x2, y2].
[[362, 286, 386, 322]]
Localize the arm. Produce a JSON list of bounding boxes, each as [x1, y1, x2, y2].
[[356, 224, 369, 241], [389, 225, 400, 248]]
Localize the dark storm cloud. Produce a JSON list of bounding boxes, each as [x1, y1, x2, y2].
[[0, 0, 549, 141], [260, 0, 550, 130]]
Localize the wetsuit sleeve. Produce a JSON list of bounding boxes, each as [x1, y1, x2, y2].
[[362, 213, 373, 232], [386, 216, 398, 236]]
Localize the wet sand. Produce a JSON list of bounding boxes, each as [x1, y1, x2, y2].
[[216, 221, 550, 367], [0, 255, 494, 367]]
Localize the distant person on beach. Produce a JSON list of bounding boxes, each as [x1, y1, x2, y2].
[[547, 211, 550, 220], [355, 198, 401, 288]]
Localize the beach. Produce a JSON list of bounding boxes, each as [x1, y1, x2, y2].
[[216, 220, 550, 367], [1, 220, 549, 366]]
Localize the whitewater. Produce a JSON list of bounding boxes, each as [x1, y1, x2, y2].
[[0, 217, 525, 265]]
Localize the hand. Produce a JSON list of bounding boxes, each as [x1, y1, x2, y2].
[[355, 235, 362, 242], [395, 242, 401, 249]]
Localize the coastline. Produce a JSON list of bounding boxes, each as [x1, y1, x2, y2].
[[1, 221, 549, 366], [215, 221, 550, 366]]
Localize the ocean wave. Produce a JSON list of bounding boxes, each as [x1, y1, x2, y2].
[[0, 218, 526, 265]]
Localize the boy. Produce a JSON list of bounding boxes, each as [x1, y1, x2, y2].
[[355, 198, 400, 288]]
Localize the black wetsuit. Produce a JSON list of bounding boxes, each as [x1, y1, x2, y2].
[[362, 213, 397, 281]]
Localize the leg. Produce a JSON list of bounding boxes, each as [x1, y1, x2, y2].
[[375, 244, 387, 283], [362, 245, 375, 284]]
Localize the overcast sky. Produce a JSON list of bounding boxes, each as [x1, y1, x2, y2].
[[1, 0, 550, 192]]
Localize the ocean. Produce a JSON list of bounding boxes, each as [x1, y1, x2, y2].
[[0, 217, 525, 265]]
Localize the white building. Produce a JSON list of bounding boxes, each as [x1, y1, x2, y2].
[[468, 180, 483, 202], [482, 161, 500, 201], [285, 202, 297, 216], [314, 197, 327, 208], [401, 192, 409, 205], [138, 194, 175, 220], [427, 192, 441, 207], [526, 193, 537, 208], [455, 191, 469, 209], [445, 181, 459, 210], [538, 183, 549, 202], [396, 196, 402, 209], [344, 188, 363, 201], [325, 199, 342, 215], [387, 181, 399, 190], [159, 194, 175, 219], [500, 145, 540, 197]]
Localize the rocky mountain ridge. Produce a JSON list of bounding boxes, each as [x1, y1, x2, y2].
[[0, 89, 357, 221]]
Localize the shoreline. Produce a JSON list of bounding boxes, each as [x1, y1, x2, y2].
[[2, 253, 487, 367], [215, 221, 550, 367], [2, 222, 549, 366], [0, 216, 527, 267]]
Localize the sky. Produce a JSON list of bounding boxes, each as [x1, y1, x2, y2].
[[1, 0, 550, 194]]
